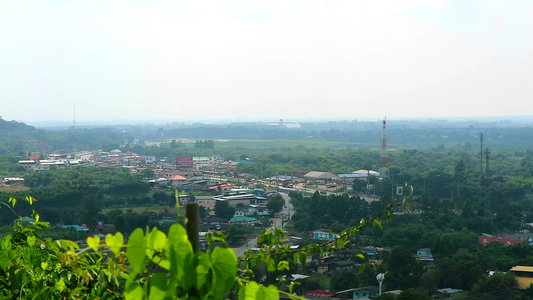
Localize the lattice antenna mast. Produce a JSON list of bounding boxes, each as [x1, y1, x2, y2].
[[380, 117, 389, 179], [484, 148, 491, 219], [480, 133, 484, 184]]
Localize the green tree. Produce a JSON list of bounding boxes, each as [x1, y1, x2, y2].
[[331, 268, 359, 292], [215, 201, 235, 219], [152, 191, 170, 204], [83, 196, 102, 227], [435, 143, 446, 152], [198, 205, 207, 218], [266, 195, 285, 213], [439, 249, 485, 290], [385, 246, 424, 290], [396, 288, 432, 300], [470, 272, 517, 300], [141, 168, 155, 179]]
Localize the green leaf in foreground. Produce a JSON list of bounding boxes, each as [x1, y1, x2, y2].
[[106, 232, 124, 256], [211, 247, 237, 299], [127, 228, 146, 274]]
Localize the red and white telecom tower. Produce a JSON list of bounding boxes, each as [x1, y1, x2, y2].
[[380, 117, 389, 179]]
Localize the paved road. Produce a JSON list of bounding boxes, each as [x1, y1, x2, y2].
[[232, 192, 294, 257], [272, 192, 293, 229], [231, 236, 259, 258]]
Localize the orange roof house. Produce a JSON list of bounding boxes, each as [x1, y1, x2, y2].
[[169, 175, 187, 181]]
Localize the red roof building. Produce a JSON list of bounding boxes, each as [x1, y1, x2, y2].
[[479, 235, 523, 246], [28, 153, 40, 160], [169, 175, 187, 181], [208, 184, 232, 191]]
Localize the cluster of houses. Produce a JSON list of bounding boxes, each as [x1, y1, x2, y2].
[[17, 150, 248, 180], [278, 243, 452, 299], [18, 150, 159, 171], [18, 153, 81, 171], [298, 233, 533, 299], [16, 150, 384, 198], [265, 170, 380, 186]]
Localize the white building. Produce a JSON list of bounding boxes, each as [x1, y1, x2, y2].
[[193, 156, 223, 170], [142, 156, 156, 164]]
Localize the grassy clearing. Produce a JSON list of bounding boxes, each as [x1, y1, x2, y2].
[[215, 139, 369, 149], [102, 205, 178, 214], [0, 185, 31, 192], [165, 137, 379, 150]]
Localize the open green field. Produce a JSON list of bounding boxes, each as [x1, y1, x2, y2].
[[0, 185, 31, 192], [213, 139, 379, 150], [102, 205, 178, 215], [164, 137, 383, 150]]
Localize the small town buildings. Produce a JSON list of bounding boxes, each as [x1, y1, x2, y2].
[[121, 152, 142, 165], [169, 175, 187, 187], [230, 216, 258, 223], [304, 171, 340, 182], [48, 154, 69, 161], [61, 225, 89, 232], [232, 208, 248, 218], [141, 156, 156, 164], [218, 160, 240, 169], [213, 192, 267, 207], [75, 151, 95, 161], [196, 196, 216, 209], [208, 184, 232, 191], [229, 205, 269, 223], [352, 170, 380, 176], [18, 160, 36, 170], [178, 194, 191, 204], [193, 156, 223, 170], [433, 288, 464, 298], [1, 177, 25, 185], [214, 194, 254, 207], [28, 153, 40, 160], [146, 178, 169, 189]]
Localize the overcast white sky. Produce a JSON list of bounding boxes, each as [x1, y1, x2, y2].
[[1, 0, 531, 124]]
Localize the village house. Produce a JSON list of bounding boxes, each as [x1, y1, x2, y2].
[[309, 229, 339, 240], [196, 196, 216, 209], [169, 174, 187, 187], [335, 286, 380, 299], [416, 248, 435, 268]]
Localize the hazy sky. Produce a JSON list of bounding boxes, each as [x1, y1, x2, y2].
[[1, 0, 531, 124]]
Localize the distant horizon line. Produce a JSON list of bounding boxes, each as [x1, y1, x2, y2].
[[9, 115, 532, 128]]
